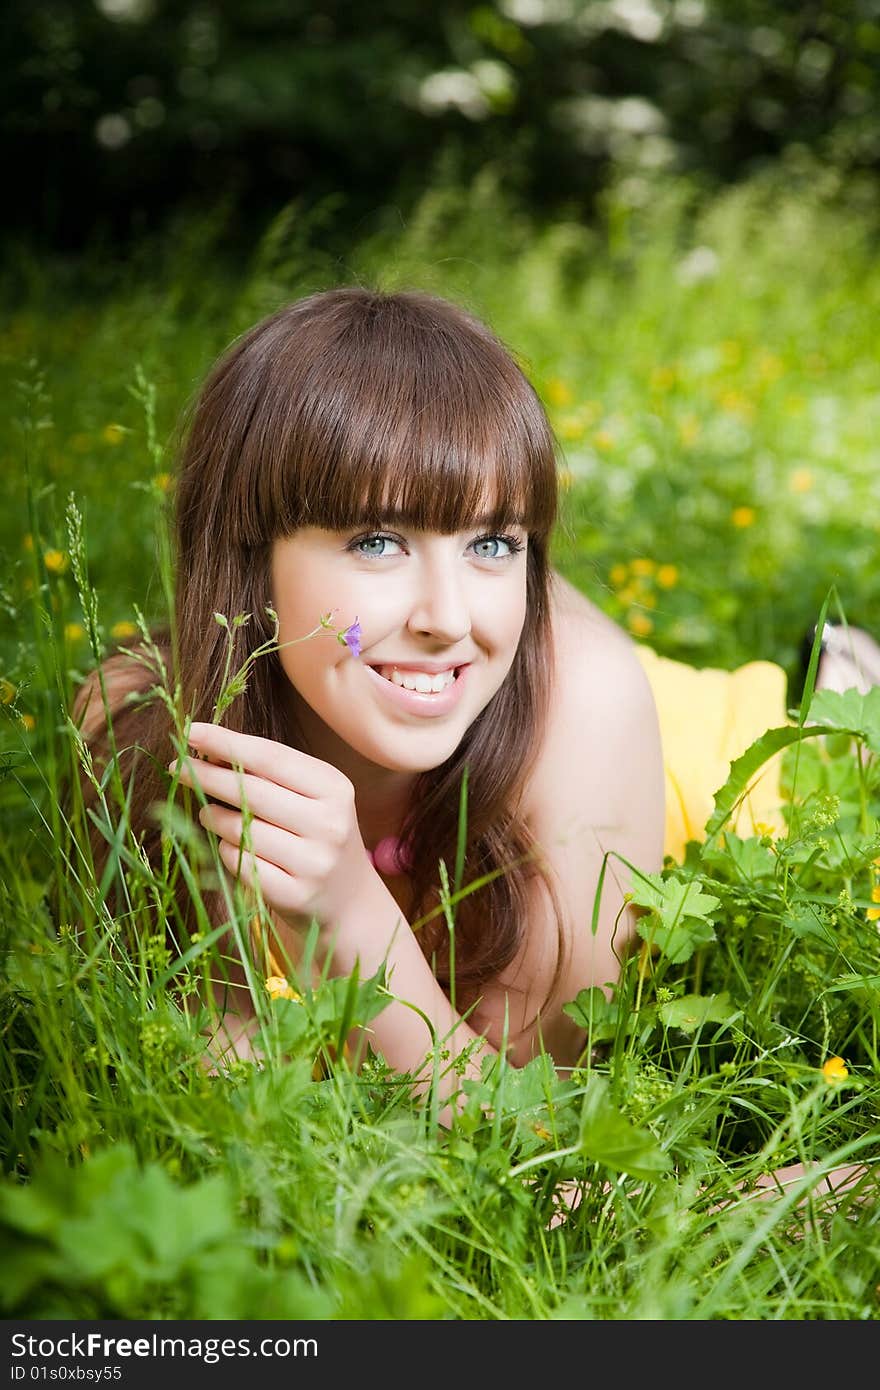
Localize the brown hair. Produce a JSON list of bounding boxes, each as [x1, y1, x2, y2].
[[71, 287, 560, 1009]]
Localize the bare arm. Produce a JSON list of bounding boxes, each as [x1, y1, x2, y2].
[[172, 723, 504, 1113], [470, 585, 666, 1067]]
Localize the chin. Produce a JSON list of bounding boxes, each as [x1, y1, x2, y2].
[[374, 752, 454, 775], [360, 739, 460, 775]]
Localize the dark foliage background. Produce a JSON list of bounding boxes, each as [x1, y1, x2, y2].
[[9, 0, 880, 259]]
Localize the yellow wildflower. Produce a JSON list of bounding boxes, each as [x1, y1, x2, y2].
[[756, 350, 784, 383], [0, 678, 15, 705], [593, 429, 615, 451], [558, 415, 585, 441], [110, 620, 138, 640], [718, 389, 754, 421], [64, 622, 84, 642], [43, 549, 69, 574], [678, 415, 701, 447], [609, 563, 629, 589], [731, 506, 756, 529], [265, 975, 301, 1002], [656, 563, 678, 589], [649, 365, 677, 392], [788, 467, 814, 494], [545, 379, 573, 407], [821, 1055, 848, 1084], [153, 472, 172, 492], [21, 714, 35, 732], [867, 882, 880, 922], [102, 423, 126, 446], [720, 339, 742, 366], [630, 558, 656, 578], [627, 611, 654, 638]]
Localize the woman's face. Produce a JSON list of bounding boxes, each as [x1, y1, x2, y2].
[[269, 516, 529, 778]]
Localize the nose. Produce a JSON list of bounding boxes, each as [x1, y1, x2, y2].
[[405, 552, 471, 645]]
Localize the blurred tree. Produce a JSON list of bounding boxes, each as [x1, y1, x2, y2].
[[5, 0, 880, 255]]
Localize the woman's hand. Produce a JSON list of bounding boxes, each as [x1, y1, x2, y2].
[[168, 721, 375, 934]]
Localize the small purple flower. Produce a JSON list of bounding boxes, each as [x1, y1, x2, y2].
[[339, 617, 362, 659]]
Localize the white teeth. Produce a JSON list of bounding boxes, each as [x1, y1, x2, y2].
[[379, 666, 456, 693]]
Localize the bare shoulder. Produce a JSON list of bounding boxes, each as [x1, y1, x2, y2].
[[470, 571, 666, 1067], [525, 571, 663, 824], [549, 568, 645, 664]]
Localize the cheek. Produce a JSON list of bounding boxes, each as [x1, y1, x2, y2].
[[492, 577, 528, 650], [271, 554, 356, 652], [272, 566, 324, 628]]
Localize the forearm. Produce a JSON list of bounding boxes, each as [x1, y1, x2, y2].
[[320, 871, 498, 1105], [745, 1160, 872, 1202]]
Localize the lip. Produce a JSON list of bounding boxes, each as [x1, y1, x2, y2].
[[364, 662, 470, 717]]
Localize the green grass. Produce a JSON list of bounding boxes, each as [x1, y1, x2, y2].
[[2, 163, 880, 1320]]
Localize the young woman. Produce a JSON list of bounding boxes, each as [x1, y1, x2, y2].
[[74, 286, 668, 1080], [71, 286, 873, 1199]]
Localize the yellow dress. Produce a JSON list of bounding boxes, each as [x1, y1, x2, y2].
[[635, 644, 790, 864]]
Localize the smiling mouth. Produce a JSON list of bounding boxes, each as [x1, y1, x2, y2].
[[369, 665, 462, 694]]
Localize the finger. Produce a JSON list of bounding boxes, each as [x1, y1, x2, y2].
[[199, 804, 322, 877], [216, 840, 314, 918], [173, 756, 318, 835], [186, 722, 342, 798]]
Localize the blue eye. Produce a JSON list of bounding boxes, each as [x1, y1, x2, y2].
[[346, 530, 524, 561], [471, 533, 525, 560], [349, 533, 404, 558]]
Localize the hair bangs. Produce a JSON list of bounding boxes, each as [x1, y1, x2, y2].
[[244, 290, 558, 543]]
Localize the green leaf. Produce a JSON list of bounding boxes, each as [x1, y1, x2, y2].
[[562, 986, 623, 1043], [629, 872, 720, 964], [310, 964, 390, 1033], [578, 1076, 671, 1181], [496, 1052, 561, 1115], [783, 902, 836, 943], [55, 1156, 235, 1281], [629, 872, 720, 922], [499, 1056, 582, 1152], [701, 831, 777, 882], [264, 964, 391, 1060], [797, 590, 832, 724], [805, 686, 880, 752], [704, 724, 836, 841], [823, 972, 880, 995], [658, 991, 737, 1034], [639, 910, 716, 964]]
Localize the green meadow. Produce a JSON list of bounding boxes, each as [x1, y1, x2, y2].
[[2, 165, 879, 1319]]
